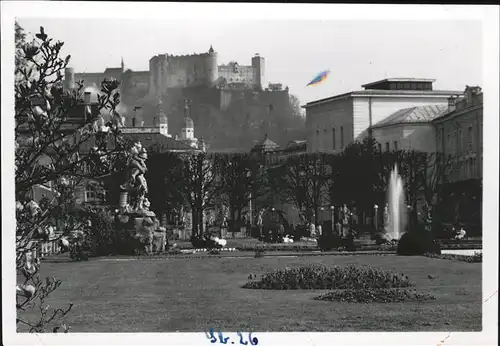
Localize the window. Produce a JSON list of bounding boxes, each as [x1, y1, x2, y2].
[[397, 83, 404, 89], [332, 127, 336, 150], [403, 83, 410, 89], [385, 142, 390, 152], [468, 125, 473, 150], [441, 128, 445, 153], [340, 126, 344, 149], [393, 141, 398, 151], [458, 128, 463, 152], [446, 129, 451, 151], [378, 143, 382, 153], [132, 117, 136, 127]]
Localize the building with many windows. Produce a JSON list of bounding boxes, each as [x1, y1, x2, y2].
[[370, 104, 448, 153], [431, 86, 483, 233], [432, 86, 483, 182], [303, 78, 462, 153]]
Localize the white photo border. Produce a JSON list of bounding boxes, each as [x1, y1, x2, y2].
[[2, 2, 498, 346]]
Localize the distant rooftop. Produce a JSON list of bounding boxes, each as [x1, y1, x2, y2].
[[303, 88, 463, 108], [251, 134, 280, 153], [371, 105, 448, 129], [362, 78, 436, 89]]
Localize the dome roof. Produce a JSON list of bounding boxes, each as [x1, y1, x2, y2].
[[251, 134, 280, 153]]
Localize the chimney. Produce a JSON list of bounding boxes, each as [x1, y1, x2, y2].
[[447, 96, 456, 110], [64, 67, 75, 91], [84, 92, 91, 105], [465, 85, 482, 104]]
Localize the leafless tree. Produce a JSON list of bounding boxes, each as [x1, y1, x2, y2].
[[15, 23, 126, 332]]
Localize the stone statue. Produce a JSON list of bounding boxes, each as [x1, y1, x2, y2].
[[133, 147, 149, 211], [257, 209, 264, 227], [120, 142, 149, 211]]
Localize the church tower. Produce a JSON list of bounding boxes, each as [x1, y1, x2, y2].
[[180, 99, 195, 141], [179, 99, 198, 148], [156, 99, 170, 137]]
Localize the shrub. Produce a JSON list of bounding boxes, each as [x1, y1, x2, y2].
[[317, 233, 343, 251], [167, 248, 183, 255], [397, 230, 441, 256], [314, 288, 436, 303], [378, 240, 398, 251], [190, 235, 219, 249], [372, 233, 390, 245], [254, 247, 265, 258], [424, 252, 482, 263], [242, 264, 414, 290]]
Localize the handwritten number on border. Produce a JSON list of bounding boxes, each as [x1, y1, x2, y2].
[[206, 330, 258, 345], [237, 332, 248, 345]]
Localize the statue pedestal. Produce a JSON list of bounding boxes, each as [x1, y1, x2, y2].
[[119, 191, 128, 209]]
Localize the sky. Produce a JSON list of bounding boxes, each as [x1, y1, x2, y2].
[[17, 18, 482, 105]]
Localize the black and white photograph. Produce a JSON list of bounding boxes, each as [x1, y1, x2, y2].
[[2, 2, 498, 346]]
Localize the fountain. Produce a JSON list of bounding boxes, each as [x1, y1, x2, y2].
[[383, 164, 407, 241]]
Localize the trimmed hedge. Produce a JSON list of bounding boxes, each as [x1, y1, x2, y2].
[[242, 264, 413, 290], [397, 231, 441, 256], [314, 288, 436, 303]]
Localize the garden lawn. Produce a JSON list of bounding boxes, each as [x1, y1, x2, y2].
[[18, 255, 481, 332]]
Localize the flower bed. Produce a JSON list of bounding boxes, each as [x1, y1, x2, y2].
[[242, 264, 413, 290], [439, 243, 482, 250], [314, 288, 436, 303], [424, 252, 482, 263]]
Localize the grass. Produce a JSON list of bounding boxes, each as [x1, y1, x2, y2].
[[17, 255, 481, 332]]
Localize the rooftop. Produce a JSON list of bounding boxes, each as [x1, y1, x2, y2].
[[251, 134, 280, 153], [432, 89, 483, 123], [371, 105, 448, 129], [361, 78, 436, 89], [303, 89, 464, 108], [78, 131, 199, 153]]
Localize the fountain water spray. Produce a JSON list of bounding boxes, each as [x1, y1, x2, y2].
[[385, 164, 407, 241]]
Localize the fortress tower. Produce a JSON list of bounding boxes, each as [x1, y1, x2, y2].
[[148, 46, 220, 97], [64, 67, 75, 91], [251, 53, 265, 90], [206, 45, 218, 87]]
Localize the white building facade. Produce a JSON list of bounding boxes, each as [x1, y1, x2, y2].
[[304, 78, 462, 153]]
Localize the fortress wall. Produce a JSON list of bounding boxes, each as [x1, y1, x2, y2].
[[129, 71, 149, 89], [165, 53, 218, 88], [218, 65, 255, 88]]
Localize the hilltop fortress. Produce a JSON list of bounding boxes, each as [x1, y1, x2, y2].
[[71, 46, 266, 98], [67, 46, 302, 150]]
